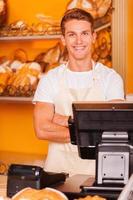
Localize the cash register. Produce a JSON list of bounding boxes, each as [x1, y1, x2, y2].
[[69, 101, 133, 199]]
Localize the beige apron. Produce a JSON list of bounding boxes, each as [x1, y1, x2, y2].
[[44, 62, 105, 176]]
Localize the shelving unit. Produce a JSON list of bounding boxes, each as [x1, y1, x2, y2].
[[0, 96, 33, 103], [0, 33, 61, 102], [0, 34, 61, 41]]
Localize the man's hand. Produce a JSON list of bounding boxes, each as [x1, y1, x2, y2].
[[53, 113, 69, 127]]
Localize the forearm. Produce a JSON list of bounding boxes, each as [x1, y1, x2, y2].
[[35, 118, 70, 143], [33, 103, 70, 143]]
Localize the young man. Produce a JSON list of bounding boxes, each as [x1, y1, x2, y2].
[[33, 8, 124, 176]]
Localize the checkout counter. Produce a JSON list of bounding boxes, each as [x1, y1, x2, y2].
[[1, 101, 133, 200], [68, 102, 133, 199]]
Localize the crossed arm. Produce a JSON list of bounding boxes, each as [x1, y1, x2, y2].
[[33, 99, 124, 143], [33, 102, 70, 143]]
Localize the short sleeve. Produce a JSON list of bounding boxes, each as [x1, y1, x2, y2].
[[105, 71, 125, 101], [32, 74, 55, 104]]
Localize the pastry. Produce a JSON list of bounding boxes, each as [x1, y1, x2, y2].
[[13, 49, 28, 63], [12, 187, 68, 200]]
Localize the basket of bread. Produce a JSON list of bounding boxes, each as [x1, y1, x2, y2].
[[0, 49, 42, 97]]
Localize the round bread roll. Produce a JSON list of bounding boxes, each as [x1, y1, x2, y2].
[[12, 187, 68, 200]]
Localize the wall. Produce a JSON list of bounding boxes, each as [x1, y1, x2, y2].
[[127, 0, 133, 93], [0, 103, 48, 154], [0, 0, 133, 155]]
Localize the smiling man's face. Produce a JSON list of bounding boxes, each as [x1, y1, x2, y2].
[[61, 19, 96, 61]]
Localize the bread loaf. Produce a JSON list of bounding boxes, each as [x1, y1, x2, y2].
[[12, 187, 68, 200]]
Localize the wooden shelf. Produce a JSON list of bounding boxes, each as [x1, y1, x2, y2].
[[0, 34, 61, 41], [0, 96, 33, 103]]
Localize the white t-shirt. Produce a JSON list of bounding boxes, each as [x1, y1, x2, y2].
[[33, 62, 124, 103]]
